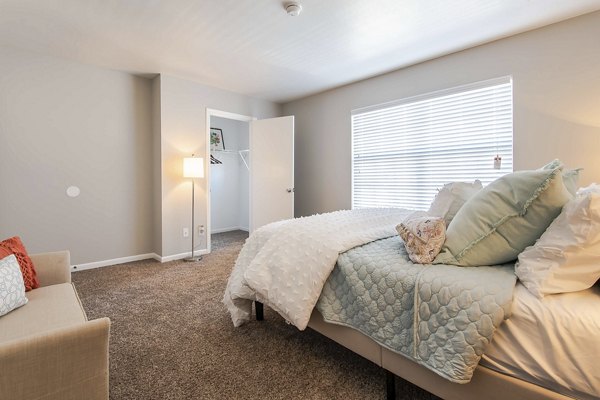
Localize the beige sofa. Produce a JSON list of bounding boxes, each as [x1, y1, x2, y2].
[[0, 251, 110, 400]]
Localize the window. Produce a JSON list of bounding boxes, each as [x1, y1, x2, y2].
[[352, 77, 513, 210]]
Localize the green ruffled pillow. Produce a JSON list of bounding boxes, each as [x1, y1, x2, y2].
[[541, 159, 582, 196], [434, 166, 572, 267]]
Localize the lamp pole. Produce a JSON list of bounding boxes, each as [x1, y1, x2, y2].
[[191, 177, 197, 259], [184, 155, 204, 262]]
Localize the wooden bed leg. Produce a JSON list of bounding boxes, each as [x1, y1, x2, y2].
[[255, 301, 264, 321], [385, 369, 396, 400]]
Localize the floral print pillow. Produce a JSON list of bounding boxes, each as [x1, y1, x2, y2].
[[396, 216, 446, 264]]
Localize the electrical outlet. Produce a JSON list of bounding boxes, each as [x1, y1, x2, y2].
[[198, 225, 205, 236], [183, 227, 189, 237]]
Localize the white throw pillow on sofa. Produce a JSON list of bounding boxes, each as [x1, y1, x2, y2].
[[428, 180, 483, 226], [0, 254, 28, 317], [516, 192, 600, 298]]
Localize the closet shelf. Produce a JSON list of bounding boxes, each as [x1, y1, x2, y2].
[[211, 149, 250, 170]]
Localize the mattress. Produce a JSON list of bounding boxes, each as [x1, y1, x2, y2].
[[481, 283, 600, 400]]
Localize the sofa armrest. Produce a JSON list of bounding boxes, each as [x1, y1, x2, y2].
[[0, 317, 110, 400], [30, 251, 71, 287]]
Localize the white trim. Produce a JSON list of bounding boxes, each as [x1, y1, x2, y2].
[[205, 108, 256, 255], [206, 109, 255, 122], [249, 121, 254, 233], [70, 248, 215, 271], [157, 248, 210, 263], [71, 253, 159, 272]]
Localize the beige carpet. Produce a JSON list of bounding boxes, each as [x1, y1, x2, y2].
[[73, 231, 439, 400]]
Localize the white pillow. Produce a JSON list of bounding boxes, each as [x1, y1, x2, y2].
[[515, 192, 600, 298], [576, 183, 600, 196], [0, 254, 28, 317], [428, 180, 483, 226]]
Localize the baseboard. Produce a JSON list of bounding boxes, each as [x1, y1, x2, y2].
[[71, 253, 159, 272], [71, 248, 213, 271], [158, 249, 210, 263], [211, 226, 249, 234]]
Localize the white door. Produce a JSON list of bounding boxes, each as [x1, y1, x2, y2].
[[250, 116, 294, 232]]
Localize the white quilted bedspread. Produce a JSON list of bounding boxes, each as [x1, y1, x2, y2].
[[223, 208, 412, 330]]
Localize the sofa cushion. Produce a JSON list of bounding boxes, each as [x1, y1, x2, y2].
[[0, 283, 87, 343], [0, 236, 39, 291], [0, 255, 28, 317]]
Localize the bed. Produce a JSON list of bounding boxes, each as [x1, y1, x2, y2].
[[253, 269, 599, 400], [223, 167, 600, 400], [313, 276, 598, 400], [480, 283, 600, 400]]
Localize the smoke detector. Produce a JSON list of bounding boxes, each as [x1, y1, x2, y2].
[[285, 2, 302, 16]]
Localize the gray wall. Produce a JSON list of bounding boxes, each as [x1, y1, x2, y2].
[[158, 75, 281, 258], [5, 10, 598, 263], [0, 47, 155, 264], [283, 11, 600, 218], [0, 48, 281, 263]]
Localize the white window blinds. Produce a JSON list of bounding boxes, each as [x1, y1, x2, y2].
[[352, 77, 513, 210]]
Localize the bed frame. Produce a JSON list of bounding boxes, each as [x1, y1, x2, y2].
[[254, 302, 573, 400]]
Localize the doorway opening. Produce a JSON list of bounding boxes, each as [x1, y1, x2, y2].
[[206, 109, 255, 253]]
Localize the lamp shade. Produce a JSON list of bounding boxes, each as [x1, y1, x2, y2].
[[183, 157, 204, 178]]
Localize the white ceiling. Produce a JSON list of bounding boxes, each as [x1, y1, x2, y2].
[[1, 0, 600, 103]]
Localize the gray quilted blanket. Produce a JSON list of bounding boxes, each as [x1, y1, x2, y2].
[[316, 236, 516, 383]]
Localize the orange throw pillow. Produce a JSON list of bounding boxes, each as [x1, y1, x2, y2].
[[0, 236, 39, 291]]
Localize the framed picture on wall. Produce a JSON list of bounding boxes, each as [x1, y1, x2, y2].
[[210, 128, 225, 151]]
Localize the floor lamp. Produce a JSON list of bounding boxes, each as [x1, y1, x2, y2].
[[183, 155, 204, 262]]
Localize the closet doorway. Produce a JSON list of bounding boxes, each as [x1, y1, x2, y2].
[[206, 109, 295, 253], [207, 110, 253, 252]]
